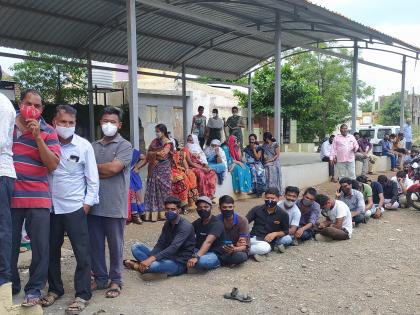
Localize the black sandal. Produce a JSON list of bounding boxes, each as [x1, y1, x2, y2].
[[105, 284, 121, 298], [223, 287, 252, 303]]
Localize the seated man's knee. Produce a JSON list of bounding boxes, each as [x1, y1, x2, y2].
[[196, 253, 220, 270], [278, 235, 293, 246], [131, 243, 150, 260]]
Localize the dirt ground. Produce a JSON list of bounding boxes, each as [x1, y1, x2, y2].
[[13, 173, 420, 315]]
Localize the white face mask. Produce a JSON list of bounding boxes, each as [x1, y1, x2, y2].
[[156, 132, 162, 138], [55, 125, 75, 140], [212, 113, 217, 118], [233, 112, 238, 116], [101, 122, 118, 137]]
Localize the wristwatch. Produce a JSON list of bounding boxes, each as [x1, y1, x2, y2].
[[192, 253, 201, 259]]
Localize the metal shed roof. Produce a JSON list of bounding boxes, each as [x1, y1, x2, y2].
[[0, 0, 419, 79]]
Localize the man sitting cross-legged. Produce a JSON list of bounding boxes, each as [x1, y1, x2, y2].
[[315, 194, 353, 241], [295, 187, 321, 244], [217, 195, 249, 267], [125, 196, 195, 280], [337, 177, 367, 226], [187, 196, 225, 272], [276, 186, 301, 247], [246, 187, 289, 260]]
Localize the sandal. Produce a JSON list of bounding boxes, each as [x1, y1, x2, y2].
[[105, 284, 121, 298], [22, 294, 41, 307], [40, 292, 60, 307], [223, 287, 252, 303], [65, 297, 89, 315], [123, 259, 141, 271]]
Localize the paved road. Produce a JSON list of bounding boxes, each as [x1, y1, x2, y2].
[[281, 152, 321, 166]]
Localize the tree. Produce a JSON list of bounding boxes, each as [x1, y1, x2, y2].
[[377, 92, 408, 125], [358, 81, 375, 112], [11, 51, 87, 104]]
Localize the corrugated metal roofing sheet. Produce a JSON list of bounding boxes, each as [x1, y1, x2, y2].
[[0, 0, 419, 79]]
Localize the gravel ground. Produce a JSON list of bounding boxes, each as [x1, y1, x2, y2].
[[13, 174, 420, 315]]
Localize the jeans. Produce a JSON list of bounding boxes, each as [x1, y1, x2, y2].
[[88, 215, 125, 288], [277, 235, 293, 246], [406, 142, 412, 151], [48, 208, 91, 301], [131, 243, 186, 276], [11, 208, 50, 297], [293, 229, 314, 242], [219, 252, 248, 266], [384, 152, 397, 169], [352, 213, 365, 225], [0, 176, 14, 286], [194, 249, 220, 270]]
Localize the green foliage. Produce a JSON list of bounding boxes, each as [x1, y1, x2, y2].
[[377, 92, 408, 125], [11, 51, 87, 104]]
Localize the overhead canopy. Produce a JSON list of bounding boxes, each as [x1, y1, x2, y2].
[[0, 0, 419, 79]]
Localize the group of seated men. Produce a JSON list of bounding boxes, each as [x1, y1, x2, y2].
[[123, 172, 410, 279]]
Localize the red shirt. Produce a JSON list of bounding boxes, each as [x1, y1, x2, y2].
[[12, 117, 61, 209]]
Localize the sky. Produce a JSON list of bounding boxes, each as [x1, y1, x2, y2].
[[1, 0, 419, 100]]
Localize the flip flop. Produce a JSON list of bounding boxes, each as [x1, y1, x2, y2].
[[40, 292, 60, 307], [105, 284, 121, 298], [22, 294, 41, 307], [223, 287, 252, 303]]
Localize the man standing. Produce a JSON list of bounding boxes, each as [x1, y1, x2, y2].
[[225, 106, 245, 149], [41, 105, 99, 313], [206, 108, 224, 146], [315, 194, 353, 241], [320, 135, 336, 182], [217, 195, 249, 267], [330, 124, 359, 180], [191, 106, 207, 148], [188, 196, 224, 271], [0, 93, 16, 291], [89, 107, 132, 298], [11, 90, 61, 306], [337, 178, 367, 225], [246, 187, 289, 259], [403, 118, 412, 150], [295, 188, 320, 243], [276, 186, 301, 247]]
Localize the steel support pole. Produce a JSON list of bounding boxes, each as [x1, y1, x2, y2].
[[87, 55, 95, 142], [127, 0, 139, 149], [274, 13, 282, 143], [247, 73, 252, 134], [182, 63, 188, 142], [400, 55, 406, 130], [351, 41, 358, 133]]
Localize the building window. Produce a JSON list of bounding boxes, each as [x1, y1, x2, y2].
[[146, 105, 158, 123]]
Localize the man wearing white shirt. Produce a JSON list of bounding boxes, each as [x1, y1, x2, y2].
[[276, 186, 301, 248], [0, 93, 16, 288], [391, 171, 413, 208], [320, 135, 336, 182], [42, 105, 99, 312], [315, 194, 353, 241]]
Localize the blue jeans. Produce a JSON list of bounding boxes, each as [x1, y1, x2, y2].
[[276, 235, 293, 247], [0, 177, 14, 286], [194, 249, 220, 270], [384, 152, 397, 169], [131, 243, 186, 276], [293, 229, 314, 242]]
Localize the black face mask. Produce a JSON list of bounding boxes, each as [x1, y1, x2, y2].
[[197, 209, 211, 219], [265, 200, 277, 208], [221, 210, 234, 218]]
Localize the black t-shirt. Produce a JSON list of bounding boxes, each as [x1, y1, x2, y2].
[[192, 215, 225, 255], [246, 204, 289, 242]]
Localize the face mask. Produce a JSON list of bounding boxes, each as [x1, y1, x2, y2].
[[265, 200, 277, 208], [197, 209, 211, 219], [20, 105, 41, 121], [212, 113, 217, 118], [156, 132, 162, 139], [233, 113, 238, 116], [302, 199, 313, 207], [284, 200, 295, 208], [221, 210, 234, 218], [55, 125, 75, 140], [165, 211, 178, 221], [101, 122, 118, 137]]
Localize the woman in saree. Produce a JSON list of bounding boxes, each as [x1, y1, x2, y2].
[[185, 134, 217, 199], [204, 139, 227, 185], [222, 135, 252, 194], [244, 134, 266, 196], [261, 131, 282, 193], [141, 124, 173, 221], [171, 142, 199, 211]]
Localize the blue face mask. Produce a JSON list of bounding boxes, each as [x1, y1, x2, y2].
[[165, 211, 178, 221]]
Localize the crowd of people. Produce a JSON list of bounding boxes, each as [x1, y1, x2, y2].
[[0, 89, 415, 313]]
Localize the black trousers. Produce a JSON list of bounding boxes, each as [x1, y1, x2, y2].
[[322, 157, 335, 177], [198, 136, 205, 149], [48, 208, 92, 301], [219, 252, 248, 266], [0, 176, 14, 285], [11, 208, 50, 296]]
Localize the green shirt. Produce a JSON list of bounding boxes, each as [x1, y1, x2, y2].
[[361, 183, 372, 202]]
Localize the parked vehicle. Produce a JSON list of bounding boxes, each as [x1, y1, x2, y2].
[[357, 125, 400, 144]]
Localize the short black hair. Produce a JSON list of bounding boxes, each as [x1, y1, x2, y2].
[[55, 105, 77, 117], [303, 187, 317, 197], [398, 132, 404, 138], [356, 175, 368, 183], [396, 170, 406, 178], [353, 132, 360, 137], [101, 106, 122, 121], [232, 106, 238, 111], [20, 89, 42, 102], [389, 134, 396, 139], [219, 195, 234, 205], [265, 187, 280, 197], [249, 133, 257, 140], [340, 124, 348, 129], [285, 186, 300, 196], [212, 108, 218, 114], [164, 196, 182, 208], [329, 135, 335, 139], [198, 105, 204, 111], [378, 175, 388, 184], [315, 194, 330, 207], [339, 177, 352, 185], [351, 180, 360, 191]]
